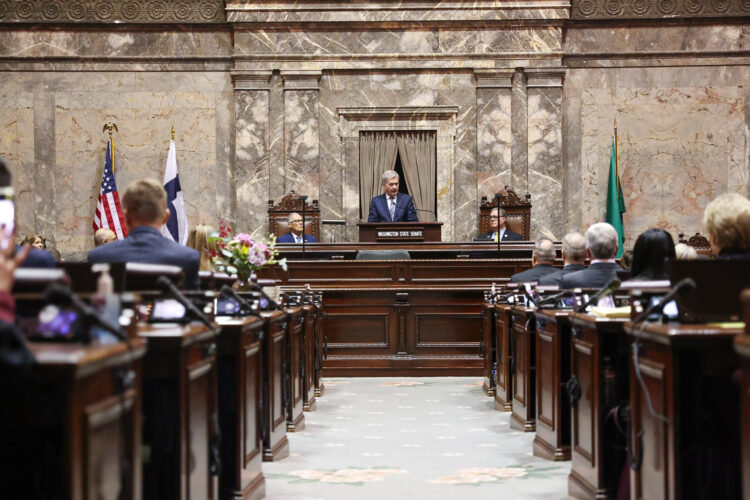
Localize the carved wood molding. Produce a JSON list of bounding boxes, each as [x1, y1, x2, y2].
[[0, 0, 225, 24], [571, 0, 750, 19]]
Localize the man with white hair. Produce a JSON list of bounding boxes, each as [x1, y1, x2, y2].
[[367, 170, 418, 222], [559, 222, 620, 289], [538, 232, 587, 286], [510, 239, 558, 282]]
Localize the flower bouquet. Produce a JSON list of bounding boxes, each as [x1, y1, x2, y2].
[[208, 221, 287, 286]]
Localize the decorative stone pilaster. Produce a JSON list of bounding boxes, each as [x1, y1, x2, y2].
[[281, 70, 322, 200], [232, 70, 272, 237], [511, 70, 528, 195], [475, 70, 514, 197], [526, 69, 565, 239]]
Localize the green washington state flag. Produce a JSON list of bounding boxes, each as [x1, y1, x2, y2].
[[605, 138, 626, 258]]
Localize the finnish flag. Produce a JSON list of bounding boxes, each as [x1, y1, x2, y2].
[[161, 140, 188, 245]]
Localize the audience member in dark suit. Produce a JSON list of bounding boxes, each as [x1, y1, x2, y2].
[[703, 192, 750, 259], [538, 232, 587, 286], [510, 239, 558, 282], [19, 248, 56, 268], [628, 228, 675, 281], [560, 222, 621, 289], [476, 207, 523, 242], [368, 170, 418, 222], [277, 212, 318, 243], [88, 178, 200, 289]]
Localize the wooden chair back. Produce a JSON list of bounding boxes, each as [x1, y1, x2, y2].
[[479, 187, 532, 240], [678, 232, 712, 257], [268, 191, 320, 240]]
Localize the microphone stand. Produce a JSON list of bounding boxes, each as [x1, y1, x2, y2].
[[299, 194, 308, 259], [494, 193, 503, 256]]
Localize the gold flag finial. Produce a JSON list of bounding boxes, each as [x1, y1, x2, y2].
[[102, 122, 118, 137], [171, 125, 175, 141], [614, 117, 617, 129]]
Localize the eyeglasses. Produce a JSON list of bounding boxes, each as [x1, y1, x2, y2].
[[489, 216, 504, 219], [289, 219, 303, 224]]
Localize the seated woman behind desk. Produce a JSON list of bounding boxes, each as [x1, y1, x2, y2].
[[628, 228, 676, 281]]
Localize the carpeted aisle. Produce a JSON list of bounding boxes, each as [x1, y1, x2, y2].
[[264, 377, 572, 499]]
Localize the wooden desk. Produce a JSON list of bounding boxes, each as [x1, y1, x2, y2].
[[736, 334, 750, 500], [215, 316, 265, 500], [358, 222, 443, 242], [494, 303, 514, 411], [567, 314, 629, 500], [260, 310, 290, 461], [624, 322, 742, 500], [300, 303, 317, 410], [139, 322, 220, 500], [533, 309, 572, 461], [481, 301, 496, 396], [319, 287, 484, 376], [284, 306, 305, 432], [510, 306, 536, 431], [313, 297, 326, 397], [3, 339, 146, 500]]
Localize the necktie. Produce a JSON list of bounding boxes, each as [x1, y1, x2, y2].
[[296, 235, 302, 243], [494, 232, 498, 242], [389, 197, 396, 220]]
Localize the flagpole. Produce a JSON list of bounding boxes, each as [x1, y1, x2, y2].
[[614, 118, 619, 196], [102, 122, 118, 174]]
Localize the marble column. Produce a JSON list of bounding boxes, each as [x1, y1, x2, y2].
[[281, 70, 322, 199], [526, 69, 565, 239], [232, 70, 272, 237], [474, 70, 514, 197], [511, 69, 528, 195]]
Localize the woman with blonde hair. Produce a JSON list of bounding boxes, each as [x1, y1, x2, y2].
[[186, 224, 216, 271], [702, 192, 750, 258], [22, 234, 46, 250]]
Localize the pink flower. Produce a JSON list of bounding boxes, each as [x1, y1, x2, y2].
[[236, 233, 253, 246]]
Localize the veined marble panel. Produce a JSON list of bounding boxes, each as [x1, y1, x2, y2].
[[234, 28, 561, 57], [284, 89, 321, 201], [475, 71, 513, 200], [226, 0, 570, 24], [0, 30, 232, 58], [0, 92, 35, 237], [579, 81, 746, 248]]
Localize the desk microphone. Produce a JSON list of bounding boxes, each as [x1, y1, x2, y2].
[[536, 289, 573, 308], [44, 283, 126, 341], [576, 277, 622, 313], [156, 276, 214, 329], [248, 282, 281, 311], [632, 277, 696, 324], [219, 285, 260, 316]]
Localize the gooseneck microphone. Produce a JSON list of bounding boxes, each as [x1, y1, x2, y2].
[[44, 283, 126, 341], [156, 276, 214, 329], [249, 283, 281, 310], [219, 285, 259, 315], [536, 289, 574, 308], [631, 277, 696, 324], [576, 277, 622, 313]]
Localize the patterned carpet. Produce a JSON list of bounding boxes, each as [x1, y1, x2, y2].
[[264, 377, 572, 499]]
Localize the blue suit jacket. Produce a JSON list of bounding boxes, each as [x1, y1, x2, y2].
[[277, 232, 318, 243], [87, 226, 200, 289], [367, 193, 418, 222], [19, 248, 56, 268]]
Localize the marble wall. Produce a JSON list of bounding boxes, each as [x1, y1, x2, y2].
[[3, 3, 749, 254]]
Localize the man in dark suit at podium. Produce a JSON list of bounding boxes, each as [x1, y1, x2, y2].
[[476, 207, 523, 242], [368, 170, 418, 222]]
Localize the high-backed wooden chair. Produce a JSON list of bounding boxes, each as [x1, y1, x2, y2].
[[678, 232, 712, 257], [268, 191, 321, 240], [479, 187, 532, 240]]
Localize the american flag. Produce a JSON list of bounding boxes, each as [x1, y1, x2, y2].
[[93, 138, 127, 239]]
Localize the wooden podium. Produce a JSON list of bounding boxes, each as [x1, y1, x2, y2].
[[358, 222, 442, 242]]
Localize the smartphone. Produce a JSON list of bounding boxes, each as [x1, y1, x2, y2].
[[149, 298, 187, 322], [35, 304, 79, 339], [0, 187, 15, 249]]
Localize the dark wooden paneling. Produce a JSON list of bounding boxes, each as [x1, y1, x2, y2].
[[285, 307, 306, 432], [301, 305, 317, 411], [494, 304, 513, 411], [481, 303, 496, 396], [533, 311, 571, 462], [261, 311, 289, 462], [510, 308, 536, 431]]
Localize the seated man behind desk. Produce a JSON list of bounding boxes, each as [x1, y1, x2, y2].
[[88, 178, 200, 289], [476, 207, 523, 242], [538, 232, 586, 286], [368, 170, 418, 222], [277, 212, 318, 243], [510, 239, 558, 282], [559, 222, 620, 289]]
